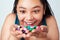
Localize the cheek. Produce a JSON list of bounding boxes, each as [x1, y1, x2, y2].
[[34, 17, 43, 25], [33, 14, 43, 24], [17, 14, 25, 21], [34, 14, 43, 21], [17, 14, 25, 25], [35, 16, 43, 24]]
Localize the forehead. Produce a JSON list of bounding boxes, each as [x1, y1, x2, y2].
[[17, 0, 43, 9]]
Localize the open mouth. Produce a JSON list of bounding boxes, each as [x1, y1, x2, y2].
[[24, 21, 36, 26]]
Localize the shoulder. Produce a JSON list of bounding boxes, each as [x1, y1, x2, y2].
[[46, 16, 58, 29], [2, 13, 16, 31], [6, 13, 16, 21], [46, 16, 59, 40], [46, 16, 57, 25], [1, 13, 16, 40], [46, 16, 56, 21], [5, 13, 16, 24]]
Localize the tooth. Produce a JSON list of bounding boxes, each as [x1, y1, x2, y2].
[[27, 23, 33, 24], [25, 22, 33, 25], [27, 23, 32, 24]]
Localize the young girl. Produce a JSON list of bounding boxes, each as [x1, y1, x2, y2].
[[1, 0, 59, 40]]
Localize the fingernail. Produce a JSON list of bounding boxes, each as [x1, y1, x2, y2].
[[23, 34, 26, 37], [26, 34, 30, 37]]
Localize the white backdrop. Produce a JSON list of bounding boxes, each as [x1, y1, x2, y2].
[[0, 0, 60, 32]]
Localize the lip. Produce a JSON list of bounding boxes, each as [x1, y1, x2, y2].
[[24, 21, 36, 26]]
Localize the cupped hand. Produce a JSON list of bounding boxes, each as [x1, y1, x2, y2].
[[25, 25, 48, 40], [10, 24, 29, 40]]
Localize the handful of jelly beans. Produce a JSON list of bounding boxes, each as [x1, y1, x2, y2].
[[16, 25, 47, 34]]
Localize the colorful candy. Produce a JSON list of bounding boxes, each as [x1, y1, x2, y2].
[[16, 26, 20, 30], [24, 25, 37, 32], [22, 30, 25, 33], [16, 25, 40, 34]]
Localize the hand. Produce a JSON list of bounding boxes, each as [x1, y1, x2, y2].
[[10, 24, 29, 40], [25, 25, 48, 40], [10, 25, 48, 40]]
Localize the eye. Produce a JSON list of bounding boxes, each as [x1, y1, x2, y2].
[[19, 10, 26, 14], [33, 10, 40, 13]]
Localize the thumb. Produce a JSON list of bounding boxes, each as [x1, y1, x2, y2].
[[40, 25, 48, 32]]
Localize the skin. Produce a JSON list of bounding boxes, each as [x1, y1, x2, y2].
[[16, 0, 45, 26], [1, 0, 59, 40]]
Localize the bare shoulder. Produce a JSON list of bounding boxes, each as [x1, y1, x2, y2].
[[4, 13, 16, 25], [6, 13, 16, 22], [2, 13, 16, 30], [46, 16, 57, 26], [46, 16, 59, 40], [1, 13, 16, 40], [46, 16, 56, 21], [46, 16, 58, 30]]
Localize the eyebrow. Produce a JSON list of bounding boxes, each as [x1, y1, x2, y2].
[[19, 6, 41, 9], [33, 6, 41, 8], [19, 7, 26, 9]]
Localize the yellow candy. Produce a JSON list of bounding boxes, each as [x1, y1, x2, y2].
[[20, 28, 23, 31]]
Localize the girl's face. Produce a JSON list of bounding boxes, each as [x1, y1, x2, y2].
[[16, 0, 45, 26]]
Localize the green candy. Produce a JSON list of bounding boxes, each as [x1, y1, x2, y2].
[[24, 25, 37, 32], [27, 25, 31, 30], [29, 28, 34, 32], [24, 26, 28, 28], [26, 25, 33, 32], [33, 25, 37, 29]]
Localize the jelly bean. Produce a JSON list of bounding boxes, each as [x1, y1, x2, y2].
[[29, 28, 34, 32], [16, 28, 20, 30], [22, 30, 26, 33], [26, 25, 31, 30], [33, 25, 37, 29], [16, 26, 20, 30], [20, 28, 23, 31]]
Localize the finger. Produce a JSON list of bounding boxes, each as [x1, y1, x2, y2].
[[35, 25, 47, 32], [15, 25, 21, 31], [25, 29, 36, 37], [26, 33, 31, 37], [25, 28, 39, 37], [17, 33, 27, 38], [13, 24, 20, 29], [10, 25, 16, 32], [10, 25, 17, 37], [10, 24, 20, 32], [15, 30, 25, 39], [22, 34, 26, 38], [26, 25, 48, 38], [16, 30, 22, 35], [10, 29, 23, 37], [16, 25, 29, 34], [24, 28, 29, 34], [16, 33, 23, 39], [40, 25, 48, 32], [31, 29, 36, 33], [19, 27, 29, 34], [16, 33, 27, 39]]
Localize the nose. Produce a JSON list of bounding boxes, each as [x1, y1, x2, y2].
[[25, 13, 34, 21]]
